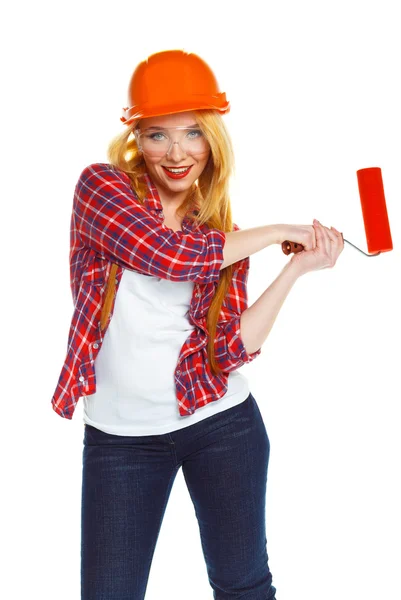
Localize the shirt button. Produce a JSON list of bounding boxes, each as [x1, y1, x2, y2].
[[115, 278, 118, 285], [79, 376, 84, 382], [93, 343, 99, 349], [176, 369, 181, 375]]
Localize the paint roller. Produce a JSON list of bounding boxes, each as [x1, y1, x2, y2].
[[281, 167, 393, 257]]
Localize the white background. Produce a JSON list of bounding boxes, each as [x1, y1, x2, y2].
[[2, 1, 400, 599]]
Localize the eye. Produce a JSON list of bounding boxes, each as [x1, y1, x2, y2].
[[186, 129, 203, 138], [148, 131, 167, 141]]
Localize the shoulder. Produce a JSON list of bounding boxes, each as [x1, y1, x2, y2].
[[77, 162, 128, 183], [74, 163, 136, 200]]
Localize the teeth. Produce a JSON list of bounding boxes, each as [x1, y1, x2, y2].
[[164, 166, 191, 173]]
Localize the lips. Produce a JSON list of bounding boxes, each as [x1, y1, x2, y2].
[[163, 166, 193, 169], [162, 165, 193, 179]]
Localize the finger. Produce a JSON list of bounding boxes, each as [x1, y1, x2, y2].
[[320, 223, 332, 256], [303, 225, 316, 251], [325, 224, 343, 259], [324, 225, 341, 262], [326, 227, 338, 244], [330, 227, 344, 258], [315, 221, 331, 255], [331, 226, 344, 248], [329, 227, 344, 256], [310, 225, 317, 250], [313, 220, 323, 250]]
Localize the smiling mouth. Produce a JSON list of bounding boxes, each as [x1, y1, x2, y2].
[[161, 165, 194, 179], [162, 165, 194, 170]]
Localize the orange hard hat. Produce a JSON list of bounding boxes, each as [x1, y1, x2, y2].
[[120, 49, 230, 126]]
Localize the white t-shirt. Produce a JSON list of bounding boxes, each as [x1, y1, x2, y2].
[[83, 267, 250, 436]]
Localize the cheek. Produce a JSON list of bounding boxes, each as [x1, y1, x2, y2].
[[195, 151, 211, 169], [146, 158, 162, 167]]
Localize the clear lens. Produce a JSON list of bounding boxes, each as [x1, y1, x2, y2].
[[135, 126, 209, 157]]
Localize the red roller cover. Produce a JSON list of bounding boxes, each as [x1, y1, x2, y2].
[[356, 167, 393, 254]]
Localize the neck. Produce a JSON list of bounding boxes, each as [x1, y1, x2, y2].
[[158, 187, 190, 216]]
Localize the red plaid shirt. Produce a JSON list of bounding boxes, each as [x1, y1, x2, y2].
[[51, 163, 262, 420]]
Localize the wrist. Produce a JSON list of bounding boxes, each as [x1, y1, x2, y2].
[[270, 224, 284, 245], [285, 257, 305, 280]]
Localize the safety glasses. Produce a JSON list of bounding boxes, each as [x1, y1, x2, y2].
[[134, 125, 210, 157]]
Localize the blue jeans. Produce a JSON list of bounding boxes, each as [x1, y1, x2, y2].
[[81, 391, 277, 600]]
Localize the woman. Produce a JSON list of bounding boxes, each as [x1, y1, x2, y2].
[[51, 49, 343, 600]]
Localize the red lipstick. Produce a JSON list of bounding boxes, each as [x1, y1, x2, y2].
[[162, 165, 193, 179]]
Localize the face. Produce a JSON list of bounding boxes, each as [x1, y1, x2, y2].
[[135, 111, 211, 200]]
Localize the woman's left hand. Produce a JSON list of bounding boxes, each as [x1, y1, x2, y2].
[[275, 223, 317, 252]]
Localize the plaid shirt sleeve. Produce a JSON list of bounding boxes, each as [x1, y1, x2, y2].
[[72, 163, 226, 284], [210, 223, 262, 373]]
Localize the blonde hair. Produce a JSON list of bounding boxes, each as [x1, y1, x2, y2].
[[105, 109, 236, 377]]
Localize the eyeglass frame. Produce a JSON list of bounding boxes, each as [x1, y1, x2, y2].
[[133, 125, 210, 157]]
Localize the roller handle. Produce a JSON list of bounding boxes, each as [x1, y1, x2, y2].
[[281, 241, 304, 255], [281, 235, 381, 257]]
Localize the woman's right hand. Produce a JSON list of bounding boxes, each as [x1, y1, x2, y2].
[[290, 219, 344, 276]]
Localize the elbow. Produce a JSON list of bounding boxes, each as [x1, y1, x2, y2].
[[214, 315, 262, 373], [239, 311, 263, 357]]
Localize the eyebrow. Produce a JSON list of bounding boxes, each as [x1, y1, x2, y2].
[[144, 124, 199, 130]]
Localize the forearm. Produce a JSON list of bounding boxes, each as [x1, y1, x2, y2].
[[220, 224, 280, 269], [239, 260, 301, 355]]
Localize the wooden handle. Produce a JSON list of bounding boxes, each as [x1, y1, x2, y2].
[[281, 240, 305, 255]]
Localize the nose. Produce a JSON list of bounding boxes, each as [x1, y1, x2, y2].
[[166, 139, 188, 161]]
